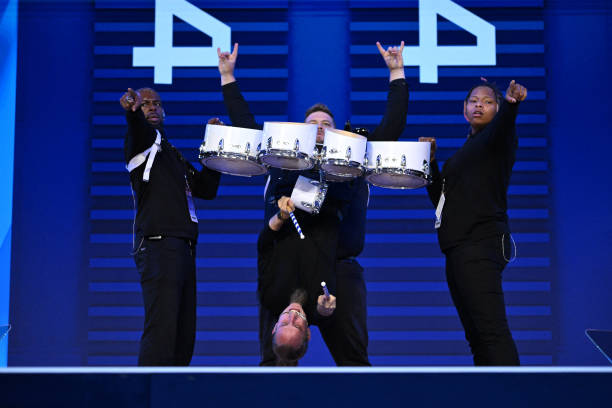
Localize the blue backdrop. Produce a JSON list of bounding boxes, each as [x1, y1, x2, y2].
[[7, 0, 612, 366]]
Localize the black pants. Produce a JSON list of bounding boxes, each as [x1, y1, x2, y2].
[[134, 236, 196, 366], [444, 235, 520, 366], [259, 259, 370, 366]]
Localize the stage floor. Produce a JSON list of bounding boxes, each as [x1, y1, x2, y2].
[[1, 367, 611, 407]]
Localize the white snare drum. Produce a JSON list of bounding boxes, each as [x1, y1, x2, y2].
[[290, 175, 328, 215], [199, 124, 267, 177], [364, 141, 432, 189], [261, 122, 317, 170], [320, 128, 367, 178]]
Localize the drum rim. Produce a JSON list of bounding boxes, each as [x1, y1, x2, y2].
[[260, 149, 314, 170], [365, 168, 432, 189], [199, 152, 268, 176], [321, 159, 364, 178]]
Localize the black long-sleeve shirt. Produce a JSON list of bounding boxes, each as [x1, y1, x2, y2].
[[221, 78, 409, 257], [223, 78, 408, 314], [426, 100, 519, 252], [124, 109, 221, 241]]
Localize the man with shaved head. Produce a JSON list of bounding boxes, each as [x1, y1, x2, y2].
[[120, 87, 221, 366]]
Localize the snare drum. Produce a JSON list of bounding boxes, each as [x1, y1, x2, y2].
[[261, 122, 317, 170], [320, 128, 367, 178], [290, 175, 328, 215], [199, 124, 267, 177], [364, 141, 432, 189]]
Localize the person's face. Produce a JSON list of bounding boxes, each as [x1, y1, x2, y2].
[[140, 89, 164, 128], [463, 86, 498, 133], [305, 111, 335, 144], [272, 303, 310, 351]]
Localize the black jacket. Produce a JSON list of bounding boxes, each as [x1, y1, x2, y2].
[[124, 109, 221, 241], [426, 100, 519, 251]]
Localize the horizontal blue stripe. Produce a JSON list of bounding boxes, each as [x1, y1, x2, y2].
[[349, 0, 544, 7], [89, 184, 547, 197], [93, 0, 543, 9], [88, 305, 550, 317], [88, 281, 549, 293], [93, 115, 287, 125], [352, 90, 546, 101], [86, 355, 260, 366], [95, 22, 288, 32], [89, 208, 549, 220], [97, 90, 547, 103], [87, 329, 551, 342], [94, 68, 288, 79], [368, 355, 552, 366], [350, 21, 544, 31], [94, 114, 545, 126], [91, 138, 548, 150], [94, 91, 288, 102], [350, 44, 544, 55], [351, 67, 545, 78], [89, 257, 549, 269], [95, 45, 288, 55], [90, 232, 549, 244], [94, 0, 290, 9], [93, 21, 544, 33], [86, 354, 552, 366], [351, 114, 546, 125], [91, 161, 548, 174]]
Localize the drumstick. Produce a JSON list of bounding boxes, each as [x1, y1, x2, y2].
[[289, 211, 305, 240], [321, 281, 330, 298]]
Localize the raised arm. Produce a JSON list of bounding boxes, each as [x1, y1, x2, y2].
[[121, 88, 157, 162], [218, 43, 261, 129], [368, 41, 409, 142], [486, 80, 528, 151]]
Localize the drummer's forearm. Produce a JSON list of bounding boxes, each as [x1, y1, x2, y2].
[[268, 212, 287, 231], [221, 73, 236, 86], [389, 67, 405, 82]]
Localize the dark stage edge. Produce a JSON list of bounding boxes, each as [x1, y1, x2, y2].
[[1, 367, 611, 407]]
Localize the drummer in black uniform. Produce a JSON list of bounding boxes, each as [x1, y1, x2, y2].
[[217, 41, 409, 365]]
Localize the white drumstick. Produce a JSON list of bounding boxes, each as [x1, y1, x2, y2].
[[321, 281, 330, 298], [289, 211, 305, 240]]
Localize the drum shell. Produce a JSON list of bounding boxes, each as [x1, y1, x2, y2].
[[321, 128, 367, 178], [364, 141, 432, 189], [365, 141, 430, 174], [199, 124, 266, 176], [290, 175, 328, 214], [260, 122, 317, 170], [201, 124, 263, 158]]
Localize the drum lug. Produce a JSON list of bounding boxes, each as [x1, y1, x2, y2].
[[322, 145, 327, 158], [376, 154, 381, 172], [401, 154, 406, 168], [422, 159, 429, 173], [267, 137, 272, 150], [198, 144, 205, 159], [294, 138, 300, 152], [245, 142, 251, 155], [218, 138, 224, 152], [346, 146, 352, 160]]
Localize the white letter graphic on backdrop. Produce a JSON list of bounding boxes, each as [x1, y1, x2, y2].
[[404, 0, 496, 83], [133, 0, 231, 84]]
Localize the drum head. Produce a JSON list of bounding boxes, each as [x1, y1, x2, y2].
[[202, 157, 267, 177], [261, 154, 313, 170], [321, 163, 362, 179], [366, 173, 429, 189]]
